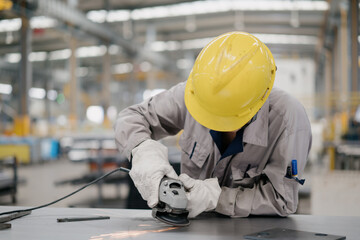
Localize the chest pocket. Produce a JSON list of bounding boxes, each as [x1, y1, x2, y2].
[[179, 133, 209, 169]]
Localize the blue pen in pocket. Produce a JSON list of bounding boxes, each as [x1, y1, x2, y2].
[[287, 159, 305, 185], [291, 159, 298, 177]]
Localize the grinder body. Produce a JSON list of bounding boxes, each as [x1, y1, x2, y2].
[[152, 177, 190, 226]]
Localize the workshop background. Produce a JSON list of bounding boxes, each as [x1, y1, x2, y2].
[[0, 0, 359, 216]]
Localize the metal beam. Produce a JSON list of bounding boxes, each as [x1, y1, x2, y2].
[[19, 12, 31, 116], [69, 37, 78, 129], [350, 0, 359, 92], [152, 26, 320, 42], [340, 3, 348, 113], [77, 0, 196, 12], [36, 0, 173, 70], [138, 11, 324, 32], [14, 5, 32, 136], [101, 45, 111, 111], [37, 0, 134, 51]]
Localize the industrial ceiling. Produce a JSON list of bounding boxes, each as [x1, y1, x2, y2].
[[0, 0, 357, 101], [0, 1, 329, 63]]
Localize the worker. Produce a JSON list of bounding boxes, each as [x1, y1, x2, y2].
[[114, 32, 312, 218]]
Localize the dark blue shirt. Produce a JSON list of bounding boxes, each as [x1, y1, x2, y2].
[[209, 113, 258, 160], [210, 127, 245, 160]]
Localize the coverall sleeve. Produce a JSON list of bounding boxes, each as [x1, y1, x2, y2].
[[216, 127, 312, 217], [114, 82, 187, 160]]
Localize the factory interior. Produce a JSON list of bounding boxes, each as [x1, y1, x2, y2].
[[0, 0, 360, 232]]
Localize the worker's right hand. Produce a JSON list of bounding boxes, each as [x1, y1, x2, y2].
[[129, 139, 178, 208]]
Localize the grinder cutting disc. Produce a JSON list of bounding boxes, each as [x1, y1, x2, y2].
[[152, 209, 190, 227]]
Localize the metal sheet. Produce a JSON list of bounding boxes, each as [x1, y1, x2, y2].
[[244, 228, 346, 240], [0, 206, 358, 240]]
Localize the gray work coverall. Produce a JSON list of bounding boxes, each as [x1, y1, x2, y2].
[[115, 82, 312, 217]]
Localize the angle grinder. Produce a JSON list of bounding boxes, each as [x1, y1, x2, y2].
[[120, 167, 190, 227], [152, 177, 189, 227]]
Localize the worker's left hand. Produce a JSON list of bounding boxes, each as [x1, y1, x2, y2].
[[179, 173, 221, 218]]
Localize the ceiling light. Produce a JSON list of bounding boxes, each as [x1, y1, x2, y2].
[[5, 53, 21, 63], [29, 52, 48, 62], [254, 34, 318, 45], [76, 45, 106, 58], [0, 16, 57, 33], [107, 10, 130, 22], [30, 16, 57, 29], [112, 63, 133, 74], [86, 1, 328, 23], [29, 87, 46, 99], [0, 18, 21, 32], [49, 49, 71, 60], [86, 106, 104, 124], [132, 6, 169, 20], [0, 83, 12, 95], [86, 10, 107, 23]]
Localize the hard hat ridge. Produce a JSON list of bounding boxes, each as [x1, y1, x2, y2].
[[213, 35, 261, 95]]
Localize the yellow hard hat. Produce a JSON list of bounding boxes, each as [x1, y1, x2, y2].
[[184, 32, 276, 132]]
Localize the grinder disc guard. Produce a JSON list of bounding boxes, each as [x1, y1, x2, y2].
[[152, 208, 190, 227]]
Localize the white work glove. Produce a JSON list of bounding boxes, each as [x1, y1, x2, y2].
[[130, 139, 178, 208], [179, 173, 221, 218]]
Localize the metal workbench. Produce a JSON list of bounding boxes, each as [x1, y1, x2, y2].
[[0, 206, 359, 240]]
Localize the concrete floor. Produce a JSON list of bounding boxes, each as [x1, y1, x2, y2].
[[311, 170, 360, 216]]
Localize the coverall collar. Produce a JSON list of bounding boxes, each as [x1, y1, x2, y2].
[[243, 100, 269, 147]]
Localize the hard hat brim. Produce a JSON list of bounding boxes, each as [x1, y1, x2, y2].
[[184, 77, 266, 132]]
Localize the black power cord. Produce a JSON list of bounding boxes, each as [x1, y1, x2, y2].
[[0, 167, 130, 217]]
